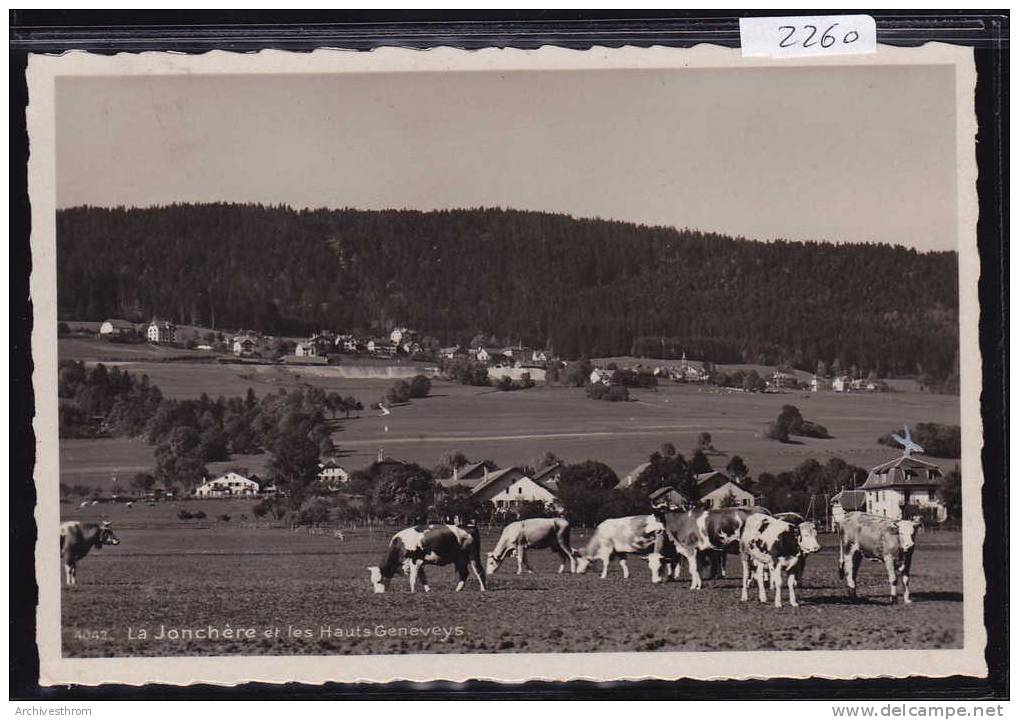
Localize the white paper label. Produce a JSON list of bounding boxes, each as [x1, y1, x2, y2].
[[739, 15, 877, 58]]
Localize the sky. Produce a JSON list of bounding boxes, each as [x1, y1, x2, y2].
[[55, 64, 958, 252]]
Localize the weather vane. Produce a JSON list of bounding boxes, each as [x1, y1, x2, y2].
[[891, 425, 924, 457]]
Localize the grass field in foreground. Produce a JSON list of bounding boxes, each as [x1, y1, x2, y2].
[[58, 512, 963, 657]]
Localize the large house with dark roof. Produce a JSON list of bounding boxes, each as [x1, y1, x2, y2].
[[437, 462, 561, 511], [694, 471, 755, 508], [860, 455, 946, 521], [829, 489, 867, 524]]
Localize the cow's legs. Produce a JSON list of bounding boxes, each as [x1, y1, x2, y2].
[[469, 558, 486, 591], [454, 559, 469, 592], [740, 553, 750, 602], [520, 546, 536, 574], [772, 564, 783, 607], [553, 544, 572, 574], [407, 561, 421, 593], [64, 560, 75, 587], [786, 568, 799, 608], [418, 565, 430, 593], [618, 556, 630, 580], [844, 550, 861, 599], [598, 550, 612, 579], [755, 563, 768, 603], [676, 544, 702, 590], [884, 555, 898, 603], [900, 552, 913, 604]]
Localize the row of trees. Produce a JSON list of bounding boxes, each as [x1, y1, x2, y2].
[[56, 203, 960, 383]]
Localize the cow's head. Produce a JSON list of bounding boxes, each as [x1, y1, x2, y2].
[[98, 521, 120, 547], [367, 566, 388, 594], [574, 555, 591, 574], [484, 552, 501, 576], [644, 515, 665, 536], [796, 522, 821, 554], [647, 552, 665, 584], [896, 519, 919, 552]]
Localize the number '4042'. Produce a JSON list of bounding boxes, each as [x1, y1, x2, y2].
[[778, 23, 861, 49]]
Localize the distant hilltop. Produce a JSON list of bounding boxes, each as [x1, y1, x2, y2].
[[56, 204, 959, 379]]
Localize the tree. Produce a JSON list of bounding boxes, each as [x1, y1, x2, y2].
[[130, 472, 156, 494], [725, 455, 749, 482], [743, 370, 766, 393], [558, 460, 619, 493], [938, 465, 962, 521], [433, 484, 483, 523], [371, 463, 436, 521], [267, 428, 322, 509], [408, 374, 432, 399], [633, 452, 694, 498], [689, 450, 713, 476]]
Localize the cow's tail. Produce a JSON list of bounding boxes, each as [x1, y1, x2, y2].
[[467, 524, 486, 586], [561, 523, 580, 558], [835, 518, 846, 579]]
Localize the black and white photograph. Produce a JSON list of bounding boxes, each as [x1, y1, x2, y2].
[[25, 41, 987, 686]]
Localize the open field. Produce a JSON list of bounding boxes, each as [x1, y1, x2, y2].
[[59, 503, 964, 657], [60, 371, 960, 493]]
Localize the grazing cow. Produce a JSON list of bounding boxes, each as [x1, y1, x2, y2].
[[575, 515, 665, 580], [486, 517, 578, 575], [650, 507, 767, 587], [739, 513, 821, 607], [60, 521, 120, 586], [836, 511, 919, 604], [367, 524, 486, 593]]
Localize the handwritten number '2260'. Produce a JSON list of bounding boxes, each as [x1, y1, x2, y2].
[[778, 23, 861, 49]]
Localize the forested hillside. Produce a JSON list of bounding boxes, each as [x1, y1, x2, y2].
[[56, 204, 959, 378]]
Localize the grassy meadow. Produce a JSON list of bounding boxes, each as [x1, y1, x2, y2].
[[58, 336, 960, 493]]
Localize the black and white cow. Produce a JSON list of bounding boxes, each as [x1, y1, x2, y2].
[[486, 517, 578, 575], [739, 512, 821, 607], [836, 511, 920, 604], [367, 524, 486, 593], [60, 520, 120, 586], [575, 515, 665, 580]]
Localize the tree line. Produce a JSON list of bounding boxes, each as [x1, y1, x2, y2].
[[57, 203, 959, 381]]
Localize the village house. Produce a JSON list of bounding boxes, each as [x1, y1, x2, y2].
[[829, 488, 868, 525], [98, 318, 138, 340], [317, 459, 349, 490], [474, 346, 502, 364], [390, 327, 416, 345], [501, 345, 532, 359], [146, 319, 176, 344], [649, 486, 692, 509], [529, 462, 564, 493], [475, 467, 561, 511], [439, 345, 467, 360], [589, 368, 613, 385], [811, 375, 832, 392], [531, 349, 551, 363], [672, 353, 711, 383], [693, 471, 755, 508], [767, 370, 800, 390], [832, 375, 851, 392], [194, 471, 260, 498], [437, 460, 500, 488], [308, 332, 335, 356], [859, 455, 947, 521], [367, 339, 398, 357], [233, 335, 259, 356]]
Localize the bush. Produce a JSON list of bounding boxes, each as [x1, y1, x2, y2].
[[408, 374, 432, 398], [298, 499, 332, 526]]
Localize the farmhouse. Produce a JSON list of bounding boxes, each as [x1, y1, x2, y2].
[[99, 318, 138, 340], [501, 345, 532, 359], [829, 488, 867, 525], [390, 327, 417, 345], [146, 319, 176, 344], [530, 462, 564, 493], [860, 455, 947, 521], [589, 368, 613, 385], [648, 486, 692, 509], [473, 346, 500, 363], [832, 375, 851, 392], [767, 371, 799, 390], [194, 471, 260, 498], [694, 471, 755, 508], [619, 461, 652, 488], [368, 339, 398, 357], [436, 460, 500, 488], [531, 349, 551, 363], [439, 345, 467, 360], [471, 467, 560, 511], [233, 335, 258, 356], [317, 459, 349, 489], [673, 353, 710, 382], [811, 375, 831, 392]]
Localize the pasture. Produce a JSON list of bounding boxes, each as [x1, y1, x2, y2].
[[59, 503, 964, 657], [59, 361, 961, 492]]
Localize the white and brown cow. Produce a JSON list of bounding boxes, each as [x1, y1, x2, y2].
[[649, 507, 766, 588], [60, 520, 120, 586], [486, 517, 578, 575], [739, 512, 821, 607], [367, 524, 486, 593], [836, 511, 920, 604], [574, 515, 665, 579]]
